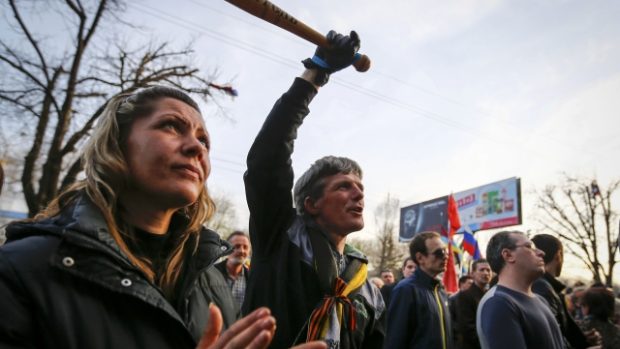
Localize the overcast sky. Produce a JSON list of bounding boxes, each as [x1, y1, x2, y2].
[[3, 0, 619, 277]]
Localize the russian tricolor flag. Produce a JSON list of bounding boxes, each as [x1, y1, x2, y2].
[[462, 231, 481, 260]]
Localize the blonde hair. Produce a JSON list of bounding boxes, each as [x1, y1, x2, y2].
[[38, 86, 215, 296]]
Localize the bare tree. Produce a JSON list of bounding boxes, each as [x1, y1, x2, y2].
[[1, 0, 236, 216], [535, 175, 619, 286], [208, 193, 241, 239], [372, 193, 406, 274]]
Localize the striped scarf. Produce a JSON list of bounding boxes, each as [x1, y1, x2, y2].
[[306, 261, 368, 345]]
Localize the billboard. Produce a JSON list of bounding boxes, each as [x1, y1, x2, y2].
[[453, 177, 522, 232], [399, 196, 448, 242], [398, 177, 522, 241]]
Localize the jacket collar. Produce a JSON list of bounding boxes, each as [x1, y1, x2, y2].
[[543, 272, 566, 293], [413, 267, 442, 289], [6, 192, 232, 271], [288, 215, 368, 266]]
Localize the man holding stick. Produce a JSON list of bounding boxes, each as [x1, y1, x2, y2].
[[243, 30, 385, 349]]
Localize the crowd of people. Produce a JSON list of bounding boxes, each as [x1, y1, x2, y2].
[[0, 29, 619, 349]]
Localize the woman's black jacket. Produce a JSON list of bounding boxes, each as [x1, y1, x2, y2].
[[0, 195, 236, 349]]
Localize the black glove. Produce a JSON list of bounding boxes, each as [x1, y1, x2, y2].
[[302, 30, 361, 86]]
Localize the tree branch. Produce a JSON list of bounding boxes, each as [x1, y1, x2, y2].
[[8, 0, 50, 81]]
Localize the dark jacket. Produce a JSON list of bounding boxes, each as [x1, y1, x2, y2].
[[456, 283, 486, 349], [214, 259, 250, 313], [385, 268, 454, 349], [243, 78, 385, 349], [380, 281, 397, 308], [0, 194, 236, 349], [532, 272, 589, 349]]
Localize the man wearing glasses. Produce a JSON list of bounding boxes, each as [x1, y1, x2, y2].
[[385, 231, 454, 349], [476, 231, 565, 349]]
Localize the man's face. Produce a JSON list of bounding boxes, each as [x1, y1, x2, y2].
[[472, 262, 492, 288], [306, 172, 364, 237], [381, 271, 395, 285], [402, 260, 416, 278], [507, 233, 546, 278], [417, 237, 448, 277], [227, 235, 251, 266]]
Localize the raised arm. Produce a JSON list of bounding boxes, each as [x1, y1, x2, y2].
[[244, 30, 362, 259], [243, 75, 318, 258]]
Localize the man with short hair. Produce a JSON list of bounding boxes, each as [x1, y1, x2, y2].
[[458, 275, 474, 292], [380, 270, 395, 286], [385, 231, 454, 349], [380, 257, 416, 307], [456, 259, 491, 349], [243, 30, 384, 349], [477, 231, 564, 349], [531, 234, 597, 348], [215, 231, 251, 311], [401, 257, 417, 279]]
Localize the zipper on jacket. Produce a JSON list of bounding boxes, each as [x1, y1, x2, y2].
[[433, 284, 447, 349]]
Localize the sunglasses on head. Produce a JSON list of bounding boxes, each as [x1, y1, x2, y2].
[[428, 248, 448, 259]]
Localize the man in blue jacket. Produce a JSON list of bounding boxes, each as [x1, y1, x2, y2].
[[385, 231, 454, 349]]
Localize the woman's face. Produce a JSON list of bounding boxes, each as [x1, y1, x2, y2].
[[124, 97, 210, 209]]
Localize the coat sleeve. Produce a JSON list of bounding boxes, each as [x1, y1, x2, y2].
[[384, 284, 415, 348], [243, 78, 318, 259], [0, 251, 36, 349]]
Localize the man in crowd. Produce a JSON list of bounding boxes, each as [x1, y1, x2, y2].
[[380, 257, 416, 307], [531, 234, 599, 348], [243, 30, 384, 348], [448, 275, 472, 340], [457, 259, 491, 349], [477, 231, 564, 349], [215, 231, 251, 311], [380, 270, 395, 286], [385, 231, 453, 348]]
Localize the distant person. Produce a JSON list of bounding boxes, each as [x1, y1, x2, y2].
[[380, 270, 395, 286], [570, 285, 588, 321], [477, 231, 564, 349], [456, 259, 491, 349], [380, 257, 416, 307], [449, 275, 473, 346], [215, 231, 251, 311], [579, 287, 620, 349], [531, 234, 598, 348], [453, 275, 473, 296], [385, 231, 454, 349]]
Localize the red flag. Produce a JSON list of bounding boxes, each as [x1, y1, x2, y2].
[[443, 195, 461, 293], [447, 194, 461, 237]]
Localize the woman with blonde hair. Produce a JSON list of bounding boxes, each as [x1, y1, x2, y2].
[[0, 86, 324, 349]]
